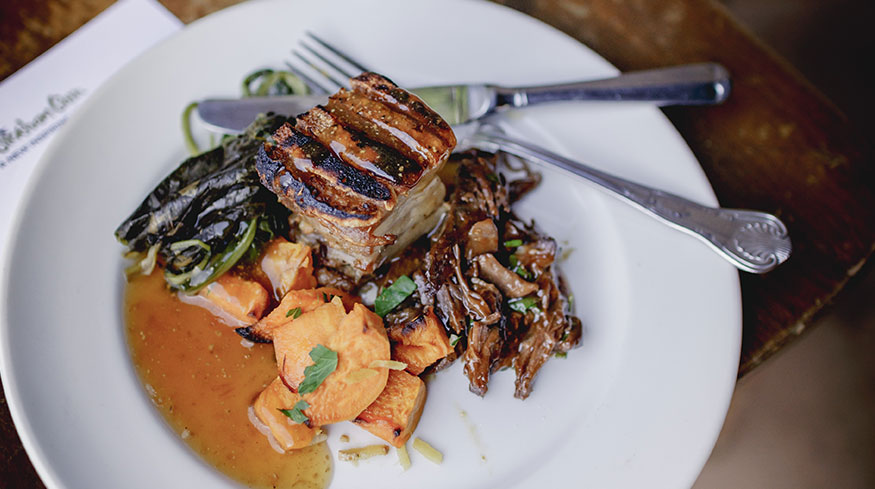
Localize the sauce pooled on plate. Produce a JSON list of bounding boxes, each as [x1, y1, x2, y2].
[[124, 271, 332, 489]]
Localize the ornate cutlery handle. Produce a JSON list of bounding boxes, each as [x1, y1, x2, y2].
[[495, 63, 731, 106], [469, 132, 791, 273]]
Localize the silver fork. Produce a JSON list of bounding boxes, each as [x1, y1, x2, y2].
[[288, 32, 730, 127], [284, 35, 791, 274]]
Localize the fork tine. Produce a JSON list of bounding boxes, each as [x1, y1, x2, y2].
[[299, 40, 358, 80], [282, 60, 331, 94], [290, 51, 346, 91], [305, 31, 372, 73]]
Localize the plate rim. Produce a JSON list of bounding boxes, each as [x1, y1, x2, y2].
[[0, 1, 741, 488]]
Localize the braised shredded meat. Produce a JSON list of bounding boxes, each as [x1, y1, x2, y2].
[[357, 151, 583, 399]]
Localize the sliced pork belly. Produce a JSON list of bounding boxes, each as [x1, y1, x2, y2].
[[257, 73, 456, 281]]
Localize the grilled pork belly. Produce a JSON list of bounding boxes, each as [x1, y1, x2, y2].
[[257, 73, 456, 281]]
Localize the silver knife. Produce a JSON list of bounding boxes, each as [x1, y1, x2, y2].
[[198, 63, 730, 133]]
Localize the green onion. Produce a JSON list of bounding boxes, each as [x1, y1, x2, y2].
[[448, 334, 461, 347], [514, 265, 533, 280], [181, 102, 200, 156], [299, 345, 338, 395], [241, 69, 275, 97], [278, 399, 310, 424], [286, 307, 302, 319], [503, 239, 523, 248], [169, 239, 211, 253], [243, 69, 310, 97], [374, 275, 417, 317], [164, 267, 195, 286], [257, 219, 276, 241], [508, 296, 539, 314], [506, 253, 534, 280], [190, 218, 258, 291], [555, 352, 568, 359], [255, 72, 284, 96], [169, 217, 259, 293]]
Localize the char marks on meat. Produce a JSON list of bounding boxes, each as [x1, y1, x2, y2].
[[256, 72, 455, 281], [253, 72, 580, 400]]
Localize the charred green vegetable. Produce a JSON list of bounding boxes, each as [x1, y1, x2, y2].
[[115, 114, 290, 293]]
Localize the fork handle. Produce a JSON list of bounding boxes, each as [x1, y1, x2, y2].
[[494, 63, 731, 107], [468, 131, 791, 273]]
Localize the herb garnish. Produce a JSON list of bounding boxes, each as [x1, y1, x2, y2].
[[508, 296, 539, 314], [513, 264, 533, 280], [286, 307, 302, 318], [503, 239, 523, 248], [374, 275, 417, 317], [299, 345, 338, 395], [278, 399, 310, 424], [448, 334, 461, 347], [507, 254, 533, 279]]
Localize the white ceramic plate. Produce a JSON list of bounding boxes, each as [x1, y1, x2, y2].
[[0, 0, 740, 488]]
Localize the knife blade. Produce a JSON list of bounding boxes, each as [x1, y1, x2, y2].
[[195, 87, 478, 133], [197, 63, 730, 133], [197, 94, 327, 134]]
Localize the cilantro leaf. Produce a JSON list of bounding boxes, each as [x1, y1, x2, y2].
[[374, 275, 417, 317], [286, 307, 302, 318], [298, 345, 338, 394], [278, 399, 310, 424]]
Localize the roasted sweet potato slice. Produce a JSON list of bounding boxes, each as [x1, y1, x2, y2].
[[273, 300, 391, 425], [354, 369, 426, 447], [388, 307, 452, 375], [235, 287, 355, 343], [252, 377, 320, 451], [260, 238, 317, 299], [196, 273, 268, 324]]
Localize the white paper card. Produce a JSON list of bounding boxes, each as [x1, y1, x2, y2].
[[0, 0, 182, 264]]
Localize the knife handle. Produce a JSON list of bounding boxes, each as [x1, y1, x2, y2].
[[495, 63, 731, 107]]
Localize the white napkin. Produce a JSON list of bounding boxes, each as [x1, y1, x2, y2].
[[0, 0, 182, 267]]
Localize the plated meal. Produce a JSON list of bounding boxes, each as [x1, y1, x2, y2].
[[116, 71, 582, 488], [0, 2, 741, 488]]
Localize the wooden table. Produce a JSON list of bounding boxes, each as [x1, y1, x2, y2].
[[2, 0, 873, 486]]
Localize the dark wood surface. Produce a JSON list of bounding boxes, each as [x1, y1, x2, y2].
[[1, 0, 873, 487]]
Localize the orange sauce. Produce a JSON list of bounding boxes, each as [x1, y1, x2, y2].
[[124, 271, 333, 489]]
